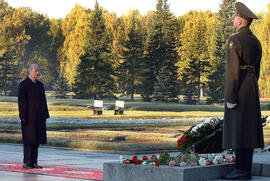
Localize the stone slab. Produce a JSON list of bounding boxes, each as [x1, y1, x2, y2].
[[212, 176, 270, 181], [252, 163, 270, 177], [103, 162, 235, 181], [261, 164, 270, 177], [252, 163, 263, 176]]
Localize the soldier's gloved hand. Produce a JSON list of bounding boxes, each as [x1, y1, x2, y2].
[[21, 119, 28, 125], [226, 102, 237, 109]]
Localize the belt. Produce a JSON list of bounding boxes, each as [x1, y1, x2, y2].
[[240, 65, 255, 73]]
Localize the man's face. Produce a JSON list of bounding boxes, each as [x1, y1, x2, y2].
[[29, 66, 39, 81], [233, 15, 241, 30]]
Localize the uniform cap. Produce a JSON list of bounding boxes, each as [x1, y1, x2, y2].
[[235, 2, 258, 20]]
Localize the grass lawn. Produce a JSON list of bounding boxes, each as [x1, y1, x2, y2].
[[0, 95, 270, 152]]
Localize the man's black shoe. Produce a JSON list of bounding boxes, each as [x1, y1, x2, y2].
[[32, 163, 43, 169], [23, 163, 33, 169], [222, 169, 251, 180]]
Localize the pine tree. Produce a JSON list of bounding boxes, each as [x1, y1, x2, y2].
[[207, 0, 235, 104], [52, 73, 70, 98], [153, 66, 179, 102], [119, 10, 144, 101], [142, 0, 179, 101], [73, 1, 115, 99]]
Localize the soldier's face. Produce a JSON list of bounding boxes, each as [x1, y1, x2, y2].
[[29, 67, 39, 81], [233, 15, 240, 30]]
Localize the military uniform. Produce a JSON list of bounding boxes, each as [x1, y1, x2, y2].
[[223, 26, 264, 149], [222, 2, 263, 180]]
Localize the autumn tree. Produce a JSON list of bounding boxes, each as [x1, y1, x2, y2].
[[0, 1, 30, 95], [252, 4, 270, 97], [58, 4, 90, 86], [176, 11, 212, 104]]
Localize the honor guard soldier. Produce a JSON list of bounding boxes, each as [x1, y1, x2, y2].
[[222, 2, 264, 180]]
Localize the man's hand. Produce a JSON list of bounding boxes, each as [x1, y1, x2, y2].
[[226, 102, 237, 109], [21, 119, 28, 125]]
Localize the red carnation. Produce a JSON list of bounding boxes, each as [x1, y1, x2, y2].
[[142, 156, 148, 160], [155, 160, 159, 166], [206, 161, 212, 165], [159, 153, 164, 156], [222, 155, 226, 159], [177, 135, 187, 147], [134, 159, 142, 165], [151, 155, 157, 160], [194, 153, 199, 157], [124, 160, 131, 164], [230, 156, 236, 162], [180, 135, 186, 143], [177, 138, 181, 148], [132, 155, 137, 161]]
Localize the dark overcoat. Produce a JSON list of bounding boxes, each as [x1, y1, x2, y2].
[[18, 76, 49, 145], [222, 27, 264, 149]]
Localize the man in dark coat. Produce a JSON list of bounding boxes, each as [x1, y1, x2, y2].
[[222, 2, 264, 180], [18, 64, 49, 169]]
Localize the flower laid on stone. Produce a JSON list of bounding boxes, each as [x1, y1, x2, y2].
[[121, 152, 235, 167], [213, 155, 223, 165], [132, 155, 137, 161], [169, 161, 175, 167], [142, 156, 148, 160], [230, 156, 236, 162], [180, 161, 187, 167], [198, 157, 206, 166]]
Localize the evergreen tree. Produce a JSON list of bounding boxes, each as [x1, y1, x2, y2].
[[142, 0, 179, 101], [73, 1, 115, 99], [207, 0, 235, 104], [52, 73, 70, 98], [119, 10, 144, 101], [153, 66, 179, 102]]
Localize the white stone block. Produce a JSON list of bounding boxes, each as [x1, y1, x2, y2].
[[115, 100, 124, 108], [94, 100, 103, 108]]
